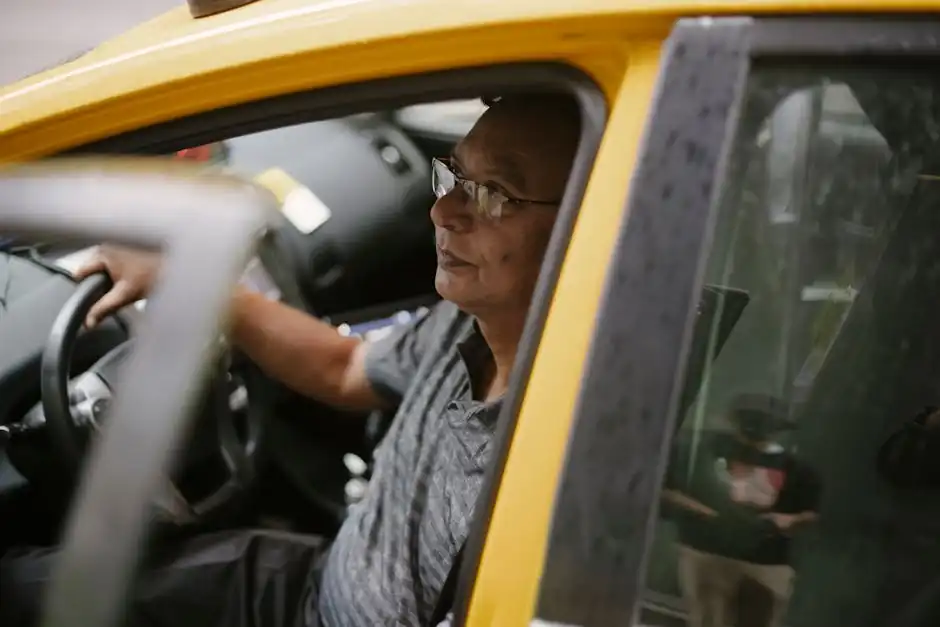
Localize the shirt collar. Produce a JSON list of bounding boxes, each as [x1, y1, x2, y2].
[[451, 317, 501, 425], [456, 318, 490, 371]]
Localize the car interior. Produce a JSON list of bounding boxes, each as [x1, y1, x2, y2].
[[0, 100, 484, 558]]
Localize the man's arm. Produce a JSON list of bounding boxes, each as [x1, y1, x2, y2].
[[763, 459, 821, 532], [228, 288, 386, 412], [72, 245, 430, 414], [662, 489, 718, 517], [659, 439, 718, 518]]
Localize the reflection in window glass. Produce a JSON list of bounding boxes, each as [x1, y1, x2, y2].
[[643, 67, 940, 627]]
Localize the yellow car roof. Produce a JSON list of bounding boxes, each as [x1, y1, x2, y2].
[[0, 0, 935, 146]]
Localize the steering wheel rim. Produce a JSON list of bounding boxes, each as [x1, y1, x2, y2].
[[41, 273, 112, 473], [41, 272, 265, 520]]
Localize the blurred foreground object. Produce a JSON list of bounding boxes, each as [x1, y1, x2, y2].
[[0, 159, 275, 627]]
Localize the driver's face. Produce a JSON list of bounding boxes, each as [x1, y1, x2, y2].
[[430, 99, 580, 316]]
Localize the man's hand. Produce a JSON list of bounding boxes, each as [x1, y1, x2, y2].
[[761, 511, 817, 532], [925, 409, 940, 429], [662, 489, 718, 518], [74, 245, 162, 328]]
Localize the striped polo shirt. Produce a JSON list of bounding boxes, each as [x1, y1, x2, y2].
[[318, 300, 500, 626]]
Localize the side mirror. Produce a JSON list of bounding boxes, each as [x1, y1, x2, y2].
[[0, 159, 276, 627]]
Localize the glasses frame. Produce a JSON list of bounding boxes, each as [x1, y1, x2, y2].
[[431, 157, 559, 218]]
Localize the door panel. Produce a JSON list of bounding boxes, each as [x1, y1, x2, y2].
[[527, 16, 940, 627], [524, 20, 751, 627]]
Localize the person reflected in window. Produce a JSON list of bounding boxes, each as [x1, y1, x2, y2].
[[661, 394, 821, 627]]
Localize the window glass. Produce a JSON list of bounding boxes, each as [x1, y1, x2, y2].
[[643, 65, 940, 627]]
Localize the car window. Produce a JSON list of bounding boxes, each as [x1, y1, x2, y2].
[[641, 65, 940, 627], [393, 99, 487, 139]]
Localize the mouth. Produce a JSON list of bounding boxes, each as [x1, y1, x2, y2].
[[436, 245, 473, 269]]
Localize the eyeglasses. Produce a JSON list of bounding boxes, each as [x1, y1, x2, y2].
[[430, 158, 559, 219]]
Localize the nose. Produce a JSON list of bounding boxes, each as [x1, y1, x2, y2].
[[430, 188, 474, 233]]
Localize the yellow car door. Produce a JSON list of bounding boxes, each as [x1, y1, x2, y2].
[[478, 13, 940, 627]]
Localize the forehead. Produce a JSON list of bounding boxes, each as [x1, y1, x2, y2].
[[455, 102, 579, 193], [461, 103, 564, 157]]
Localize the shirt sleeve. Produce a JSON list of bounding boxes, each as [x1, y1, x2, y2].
[[781, 457, 822, 512], [363, 303, 446, 404]]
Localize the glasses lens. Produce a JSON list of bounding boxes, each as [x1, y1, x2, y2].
[[431, 159, 454, 198], [474, 185, 495, 218], [430, 159, 506, 219], [481, 187, 508, 219]]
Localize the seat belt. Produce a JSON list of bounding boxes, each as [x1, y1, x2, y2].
[[429, 542, 466, 626]]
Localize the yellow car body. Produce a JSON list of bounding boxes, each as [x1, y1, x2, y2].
[[1, 1, 937, 626]]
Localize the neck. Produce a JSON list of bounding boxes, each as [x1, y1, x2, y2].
[[475, 308, 528, 400]]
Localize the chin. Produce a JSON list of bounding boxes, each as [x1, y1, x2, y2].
[[435, 269, 478, 312], [434, 270, 459, 302]]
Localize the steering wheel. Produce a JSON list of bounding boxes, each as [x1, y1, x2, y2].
[[41, 273, 265, 522]]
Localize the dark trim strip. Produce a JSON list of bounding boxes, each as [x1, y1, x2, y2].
[[64, 62, 607, 624], [532, 18, 751, 625], [751, 17, 940, 56]]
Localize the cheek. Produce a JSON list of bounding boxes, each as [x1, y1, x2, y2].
[[477, 224, 548, 278], [472, 229, 517, 270], [472, 210, 557, 278]]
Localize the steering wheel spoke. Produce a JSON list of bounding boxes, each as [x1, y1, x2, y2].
[[40, 274, 267, 524]]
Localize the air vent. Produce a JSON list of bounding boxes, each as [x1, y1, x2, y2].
[[372, 137, 411, 176]]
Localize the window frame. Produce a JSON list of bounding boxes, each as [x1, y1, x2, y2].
[[531, 15, 940, 627], [59, 61, 609, 624]]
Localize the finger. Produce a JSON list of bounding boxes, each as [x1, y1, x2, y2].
[[85, 281, 137, 328], [73, 250, 108, 281]]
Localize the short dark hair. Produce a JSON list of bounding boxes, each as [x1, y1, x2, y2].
[[481, 91, 581, 133], [728, 394, 795, 439]]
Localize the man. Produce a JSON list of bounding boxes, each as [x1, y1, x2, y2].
[[661, 394, 821, 627], [0, 92, 582, 626]]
